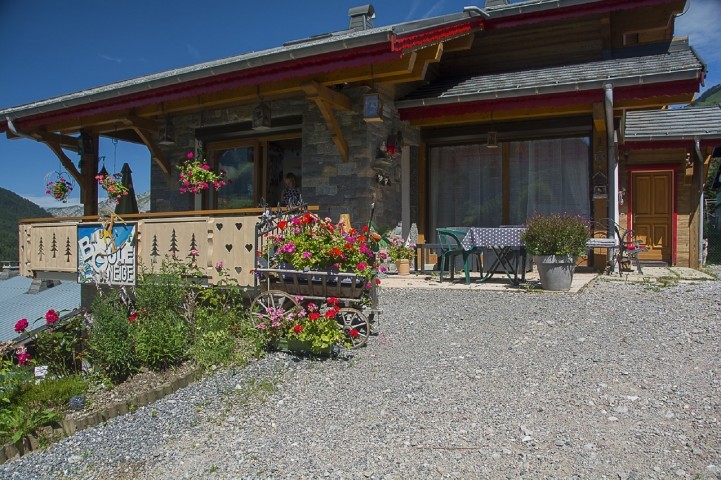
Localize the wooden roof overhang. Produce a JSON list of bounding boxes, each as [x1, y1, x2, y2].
[[0, 17, 483, 137]]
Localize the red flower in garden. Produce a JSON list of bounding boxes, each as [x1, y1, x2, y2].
[[278, 220, 287, 230], [45, 309, 59, 324], [14, 318, 28, 333], [348, 329, 359, 338], [293, 325, 303, 334], [128, 312, 139, 323], [324, 309, 336, 319], [362, 225, 369, 233], [327, 297, 339, 306], [309, 312, 321, 321], [375, 278, 381, 285], [17, 352, 31, 366]]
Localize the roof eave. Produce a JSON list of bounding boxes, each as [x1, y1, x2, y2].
[[396, 69, 702, 110]]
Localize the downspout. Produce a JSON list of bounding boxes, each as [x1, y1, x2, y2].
[[604, 84, 618, 270], [695, 137, 705, 267]]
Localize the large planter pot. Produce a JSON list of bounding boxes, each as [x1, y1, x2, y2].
[[534, 254, 577, 291], [395, 259, 410, 276]]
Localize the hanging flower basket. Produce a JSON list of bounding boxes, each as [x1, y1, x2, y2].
[[44, 172, 74, 203], [178, 151, 228, 194], [96, 173, 130, 203]]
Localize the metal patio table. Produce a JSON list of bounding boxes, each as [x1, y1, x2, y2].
[[460, 227, 527, 285]]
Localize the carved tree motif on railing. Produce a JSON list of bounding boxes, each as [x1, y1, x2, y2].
[[169, 229, 179, 256], [151, 234, 159, 263], [51, 233, 58, 258], [65, 237, 72, 262]]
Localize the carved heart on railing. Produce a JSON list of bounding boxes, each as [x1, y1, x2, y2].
[[234, 266, 242, 273], [235, 223, 242, 230], [225, 244, 233, 252], [245, 244, 253, 252], [216, 223, 223, 231]]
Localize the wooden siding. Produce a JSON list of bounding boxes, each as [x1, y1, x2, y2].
[[441, 17, 604, 76]]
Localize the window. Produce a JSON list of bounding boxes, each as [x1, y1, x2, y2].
[[206, 134, 301, 209], [428, 136, 590, 237]]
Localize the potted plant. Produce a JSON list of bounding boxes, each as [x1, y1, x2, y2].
[[45, 174, 73, 203], [387, 237, 415, 276], [178, 151, 228, 194], [264, 212, 380, 286], [521, 213, 590, 291], [95, 173, 130, 203], [254, 298, 348, 355]]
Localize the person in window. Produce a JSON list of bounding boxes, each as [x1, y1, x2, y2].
[[282, 172, 302, 206]]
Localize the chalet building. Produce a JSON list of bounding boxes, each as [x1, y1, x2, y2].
[[0, 0, 714, 288]]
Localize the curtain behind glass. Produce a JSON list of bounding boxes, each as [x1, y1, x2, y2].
[[509, 138, 590, 223], [429, 145, 502, 240]]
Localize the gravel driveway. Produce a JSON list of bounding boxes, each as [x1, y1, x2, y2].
[[3, 277, 720, 479]]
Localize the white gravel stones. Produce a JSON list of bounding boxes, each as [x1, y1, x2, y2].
[[1, 277, 720, 479]]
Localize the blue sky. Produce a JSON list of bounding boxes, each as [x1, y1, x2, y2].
[[0, 0, 718, 209]]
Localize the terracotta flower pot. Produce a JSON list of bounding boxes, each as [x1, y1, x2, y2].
[[396, 259, 410, 276]]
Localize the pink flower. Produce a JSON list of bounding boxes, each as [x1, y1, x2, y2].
[[190, 249, 200, 256], [45, 309, 59, 324], [187, 151, 194, 159], [257, 323, 266, 330], [17, 352, 30, 366], [14, 318, 28, 333], [356, 262, 367, 272], [301, 251, 312, 259], [215, 261, 223, 271]]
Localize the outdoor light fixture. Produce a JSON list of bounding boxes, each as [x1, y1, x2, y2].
[[486, 131, 498, 148], [157, 119, 175, 146], [252, 101, 272, 130]]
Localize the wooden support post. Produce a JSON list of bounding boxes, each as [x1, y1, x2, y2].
[[79, 131, 99, 216], [302, 81, 352, 162]]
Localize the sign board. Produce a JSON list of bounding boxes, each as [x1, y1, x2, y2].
[[77, 222, 137, 285]]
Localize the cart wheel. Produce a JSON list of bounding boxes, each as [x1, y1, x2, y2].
[[336, 308, 370, 349], [250, 290, 299, 318]]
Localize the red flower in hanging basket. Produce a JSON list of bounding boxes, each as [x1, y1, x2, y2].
[[45, 174, 73, 203], [96, 173, 130, 203], [178, 151, 228, 194]]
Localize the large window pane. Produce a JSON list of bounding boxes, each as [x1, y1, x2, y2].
[[509, 137, 590, 223], [429, 144, 503, 239], [217, 147, 255, 209]]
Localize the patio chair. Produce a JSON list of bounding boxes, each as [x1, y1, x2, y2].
[[436, 228, 483, 284]]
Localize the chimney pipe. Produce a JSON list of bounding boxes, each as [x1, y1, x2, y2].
[[348, 4, 375, 30]]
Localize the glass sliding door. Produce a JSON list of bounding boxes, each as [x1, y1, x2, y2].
[[429, 144, 503, 238], [428, 136, 591, 240], [508, 137, 590, 223]]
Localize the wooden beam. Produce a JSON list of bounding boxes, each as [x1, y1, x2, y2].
[[443, 34, 475, 53], [312, 99, 348, 161], [38, 137, 82, 183], [377, 44, 444, 85], [121, 115, 158, 132], [407, 104, 593, 127], [592, 102, 606, 132], [301, 81, 352, 111], [129, 126, 171, 175]]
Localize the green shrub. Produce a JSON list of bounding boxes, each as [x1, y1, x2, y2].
[[35, 315, 85, 376], [87, 292, 138, 383], [134, 260, 187, 317], [0, 362, 33, 406], [0, 405, 61, 445], [190, 330, 235, 368], [17, 375, 87, 409], [134, 309, 189, 371], [521, 213, 590, 257]]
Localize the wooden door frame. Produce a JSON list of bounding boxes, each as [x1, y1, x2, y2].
[[626, 165, 678, 265]]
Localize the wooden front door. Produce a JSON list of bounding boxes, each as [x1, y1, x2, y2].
[[631, 170, 673, 262]]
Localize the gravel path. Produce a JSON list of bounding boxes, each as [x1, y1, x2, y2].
[[3, 277, 720, 479]]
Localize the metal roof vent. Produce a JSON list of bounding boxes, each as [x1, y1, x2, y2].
[[348, 4, 375, 30], [485, 0, 510, 7]]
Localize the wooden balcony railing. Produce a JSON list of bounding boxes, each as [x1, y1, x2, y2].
[[18, 207, 317, 287]]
